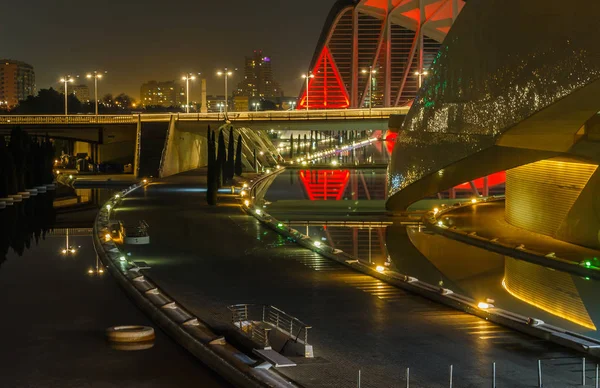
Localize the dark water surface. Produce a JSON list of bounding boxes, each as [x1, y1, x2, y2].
[[0, 188, 230, 387]]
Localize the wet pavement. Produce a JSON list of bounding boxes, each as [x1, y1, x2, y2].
[[115, 169, 596, 388]]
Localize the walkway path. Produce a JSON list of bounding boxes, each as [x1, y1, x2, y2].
[[115, 169, 597, 388]]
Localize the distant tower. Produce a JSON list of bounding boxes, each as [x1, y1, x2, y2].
[[201, 78, 208, 113]]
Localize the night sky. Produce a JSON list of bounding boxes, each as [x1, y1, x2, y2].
[[1, 0, 336, 100]]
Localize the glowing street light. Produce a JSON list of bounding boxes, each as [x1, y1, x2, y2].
[[361, 66, 377, 112], [415, 70, 429, 88], [60, 76, 75, 116], [86, 71, 105, 116], [252, 102, 260, 112], [301, 72, 315, 111], [182, 73, 198, 113], [216, 68, 234, 117], [289, 101, 297, 110]]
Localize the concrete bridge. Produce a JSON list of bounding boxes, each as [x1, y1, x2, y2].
[[0, 107, 405, 180]]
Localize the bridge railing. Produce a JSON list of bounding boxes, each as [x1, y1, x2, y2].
[[0, 107, 409, 125]]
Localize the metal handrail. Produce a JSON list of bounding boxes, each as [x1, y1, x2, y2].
[[228, 304, 312, 346]]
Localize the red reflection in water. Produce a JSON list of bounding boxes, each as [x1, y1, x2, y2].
[[454, 171, 506, 190], [299, 170, 350, 200], [384, 130, 398, 155]]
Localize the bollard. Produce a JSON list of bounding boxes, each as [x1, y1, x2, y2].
[[449, 365, 453, 388], [406, 367, 410, 388], [357, 370, 361, 388], [493, 362, 496, 388], [538, 359, 542, 388]]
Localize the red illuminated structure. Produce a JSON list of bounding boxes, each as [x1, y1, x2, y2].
[[298, 47, 350, 110], [298, 0, 465, 109], [299, 170, 350, 200]]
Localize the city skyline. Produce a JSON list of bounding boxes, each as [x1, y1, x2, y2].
[[1, 0, 335, 101]]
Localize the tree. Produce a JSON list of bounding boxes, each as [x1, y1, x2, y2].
[[227, 127, 235, 180], [234, 134, 243, 176], [259, 99, 277, 111], [217, 130, 226, 186], [206, 126, 217, 205], [114, 93, 135, 110]]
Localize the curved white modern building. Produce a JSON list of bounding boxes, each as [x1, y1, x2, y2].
[[298, 0, 466, 109], [387, 0, 600, 250]]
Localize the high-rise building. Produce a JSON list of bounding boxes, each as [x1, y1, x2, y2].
[[236, 50, 283, 98], [140, 80, 185, 108], [68, 84, 90, 102], [0, 59, 35, 108]]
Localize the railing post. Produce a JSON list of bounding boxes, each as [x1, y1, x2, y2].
[[449, 365, 453, 388], [492, 362, 496, 388], [304, 327, 308, 344], [584, 358, 586, 386], [595, 364, 598, 388], [406, 367, 410, 388], [276, 312, 280, 329], [357, 369, 361, 388], [538, 359, 542, 388], [262, 305, 266, 323]]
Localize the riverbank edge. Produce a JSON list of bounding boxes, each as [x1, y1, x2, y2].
[[91, 180, 301, 388], [244, 168, 600, 358]]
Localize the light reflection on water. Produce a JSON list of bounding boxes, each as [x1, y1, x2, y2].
[[0, 188, 117, 265], [297, 220, 600, 339], [265, 168, 388, 202], [266, 160, 600, 340]]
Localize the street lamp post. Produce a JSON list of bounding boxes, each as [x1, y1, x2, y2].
[[361, 66, 377, 112], [301, 72, 315, 111], [60, 76, 74, 116], [216, 68, 233, 118], [252, 102, 260, 112], [217, 102, 224, 113], [86, 71, 104, 116], [415, 70, 428, 88], [182, 73, 197, 113]]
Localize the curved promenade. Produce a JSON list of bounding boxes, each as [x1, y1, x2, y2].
[[92, 179, 298, 388], [105, 168, 598, 387]]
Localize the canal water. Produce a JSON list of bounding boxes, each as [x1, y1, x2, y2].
[[262, 152, 600, 341], [0, 186, 230, 387]]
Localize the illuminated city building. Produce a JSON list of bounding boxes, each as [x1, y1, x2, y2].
[[237, 50, 283, 98], [298, 0, 465, 109], [68, 84, 90, 102], [0, 59, 35, 108], [140, 80, 185, 108]]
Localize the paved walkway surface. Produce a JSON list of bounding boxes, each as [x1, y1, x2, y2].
[[443, 201, 600, 264], [116, 169, 597, 388], [0, 228, 230, 387]]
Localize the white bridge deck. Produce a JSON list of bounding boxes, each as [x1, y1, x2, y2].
[[0, 107, 408, 125]]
